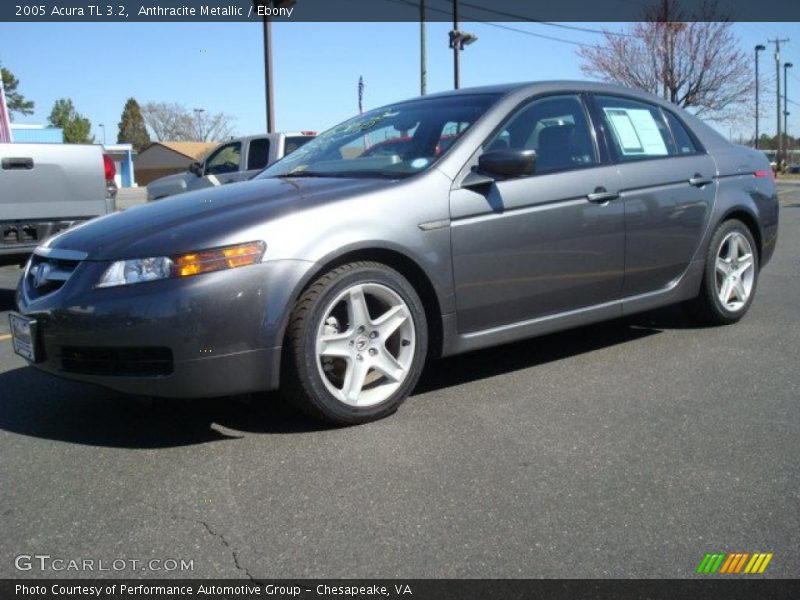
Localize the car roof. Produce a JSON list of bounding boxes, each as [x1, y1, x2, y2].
[[417, 80, 669, 104]]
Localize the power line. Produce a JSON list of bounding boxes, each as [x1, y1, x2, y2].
[[476, 21, 590, 47], [448, 0, 635, 37], [383, 0, 591, 47]]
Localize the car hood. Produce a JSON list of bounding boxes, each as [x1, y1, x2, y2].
[[45, 177, 395, 261]]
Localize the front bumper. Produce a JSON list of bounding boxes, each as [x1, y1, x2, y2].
[[15, 257, 312, 398]]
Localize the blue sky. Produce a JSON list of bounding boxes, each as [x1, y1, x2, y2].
[[0, 21, 798, 142]]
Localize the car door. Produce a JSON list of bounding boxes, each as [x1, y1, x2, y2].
[[591, 94, 717, 297], [188, 141, 244, 192], [450, 93, 625, 333]]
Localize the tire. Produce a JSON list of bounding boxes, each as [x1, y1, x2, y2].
[[283, 261, 428, 425], [685, 219, 759, 325]]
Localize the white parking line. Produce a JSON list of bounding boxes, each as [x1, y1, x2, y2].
[[0, 334, 11, 341]]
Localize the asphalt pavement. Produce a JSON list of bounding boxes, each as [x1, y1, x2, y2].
[[1, 185, 798, 579]]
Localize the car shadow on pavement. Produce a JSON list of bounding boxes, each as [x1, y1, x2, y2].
[[0, 305, 700, 448], [0, 366, 332, 449], [414, 307, 693, 394], [0, 288, 16, 312]]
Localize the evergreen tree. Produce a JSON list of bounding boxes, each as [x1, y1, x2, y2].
[[48, 98, 94, 144], [0, 64, 35, 120], [117, 98, 151, 152]]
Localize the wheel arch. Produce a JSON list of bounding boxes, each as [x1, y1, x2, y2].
[[276, 246, 446, 365], [719, 207, 763, 261]]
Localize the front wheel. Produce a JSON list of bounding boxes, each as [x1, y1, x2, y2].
[[283, 262, 428, 425], [685, 219, 759, 325]]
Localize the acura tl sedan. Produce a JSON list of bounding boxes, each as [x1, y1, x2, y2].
[[11, 81, 778, 425]]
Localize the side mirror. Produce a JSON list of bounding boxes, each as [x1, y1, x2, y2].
[[478, 148, 536, 178], [188, 161, 203, 177]]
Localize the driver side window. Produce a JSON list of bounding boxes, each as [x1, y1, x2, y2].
[[485, 94, 598, 174], [205, 142, 242, 175]]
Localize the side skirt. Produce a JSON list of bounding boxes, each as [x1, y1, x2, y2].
[[440, 260, 705, 357]]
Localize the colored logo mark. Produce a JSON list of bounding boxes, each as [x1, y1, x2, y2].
[[696, 552, 773, 574]]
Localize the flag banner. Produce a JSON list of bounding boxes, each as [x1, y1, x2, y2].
[[1, 0, 799, 22], [0, 76, 13, 143]]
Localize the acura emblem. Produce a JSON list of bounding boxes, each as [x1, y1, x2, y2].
[[33, 263, 51, 288]]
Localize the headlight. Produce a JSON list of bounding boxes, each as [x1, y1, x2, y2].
[[96, 257, 173, 288], [96, 241, 266, 288]]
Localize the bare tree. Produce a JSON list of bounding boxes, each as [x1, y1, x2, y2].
[[191, 109, 235, 142], [578, 0, 753, 123], [141, 102, 235, 142]]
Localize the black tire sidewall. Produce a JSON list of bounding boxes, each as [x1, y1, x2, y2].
[[703, 219, 759, 323], [297, 264, 428, 424]]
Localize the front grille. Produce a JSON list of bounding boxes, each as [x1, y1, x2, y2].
[[60, 346, 174, 377], [25, 253, 81, 299]]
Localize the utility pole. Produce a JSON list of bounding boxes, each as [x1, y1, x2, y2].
[[254, 0, 296, 133], [448, 0, 477, 90], [452, 0, 459, 89], [755, 44, 765, 149], [420, 0, 427, 95], [769, 38, 789, 167], [785, 62, 794, 164], [263, 16, 275, 133]]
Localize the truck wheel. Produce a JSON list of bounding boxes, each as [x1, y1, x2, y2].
[[283, 262, 428, 425], [685, 219, 759, 325]]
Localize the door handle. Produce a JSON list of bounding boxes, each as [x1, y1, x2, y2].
[[587, 187, 620, 203], [2, 157, 34, 170], [688, 174, 713, 187]]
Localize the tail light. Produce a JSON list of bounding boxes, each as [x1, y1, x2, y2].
[[103, 154, 116, 181], [753, 169, 775, 182], [754, 169, 775, 181], [103, 154, 118, 202]]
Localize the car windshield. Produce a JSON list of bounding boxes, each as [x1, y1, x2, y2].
[[258, 94, 502, 180]]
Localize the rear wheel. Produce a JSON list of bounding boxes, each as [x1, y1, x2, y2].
[[685, 219, 759, 325], [283, 262, 428, 425]]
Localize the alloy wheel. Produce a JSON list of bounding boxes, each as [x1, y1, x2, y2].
[[714, 231, 755, 312], [315, 283, 416, 407]]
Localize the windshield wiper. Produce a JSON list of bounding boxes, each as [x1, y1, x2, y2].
[[274, 171, 329, 178]]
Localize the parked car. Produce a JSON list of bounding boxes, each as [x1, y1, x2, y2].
[[12, 82, 778, 425], [146, 132, 316, 201], [0, 143, 117, 267]]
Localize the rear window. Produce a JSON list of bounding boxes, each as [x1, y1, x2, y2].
[[284, 136, 314, 155], [247, 138, 271, 170], [664, 111, 699, 155]]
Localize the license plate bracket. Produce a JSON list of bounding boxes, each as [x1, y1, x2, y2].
[[9, 313, 39, 362]]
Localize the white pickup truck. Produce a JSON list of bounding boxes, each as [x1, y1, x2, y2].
[[146, 131, 316, 201], [0, 143, 117, 266]]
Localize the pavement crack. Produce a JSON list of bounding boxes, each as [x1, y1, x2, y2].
[[140, 501, 262, 582], [195, 518, 261, 583]]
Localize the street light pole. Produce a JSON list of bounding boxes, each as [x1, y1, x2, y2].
[[785, 62, 794, 165], [99, 123, 106, 145], [769, 38, 789, 167], [755, 44, 765, 149]]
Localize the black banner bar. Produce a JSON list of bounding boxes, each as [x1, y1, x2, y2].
[[2, 0, 800, 22], [3, 580, 800, 600]]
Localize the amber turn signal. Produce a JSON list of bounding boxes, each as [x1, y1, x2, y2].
[[173, 241, 266, 278]]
